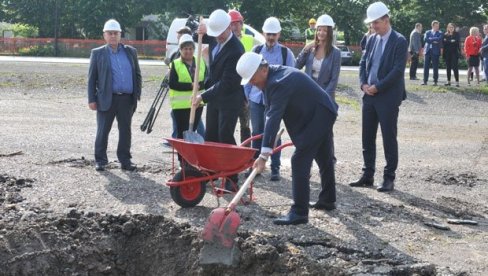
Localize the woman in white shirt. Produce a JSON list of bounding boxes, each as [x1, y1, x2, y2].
[[295, 14, 341, 100]]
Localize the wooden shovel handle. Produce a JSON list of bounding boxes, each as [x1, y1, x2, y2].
[[188, 16, 203, 131]]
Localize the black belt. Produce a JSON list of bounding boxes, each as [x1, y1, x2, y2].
[[113, 92, 131, 96]]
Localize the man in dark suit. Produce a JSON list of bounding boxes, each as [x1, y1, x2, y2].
[[422, 21, 443, 85], [87, 19, 142, 172], [236, 52, 338, 225], [194, 9, 245, 190], [350, 1, 407, 192]]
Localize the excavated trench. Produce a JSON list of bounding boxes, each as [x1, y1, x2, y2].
[[0, 174, 438, 275]]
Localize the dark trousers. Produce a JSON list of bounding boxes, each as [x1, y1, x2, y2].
[[423, 53, 440, 83], [409, 52, 419, 79], [95, 94, 134, 166], [445, 54, 459, 82], [204, 104, 239, 144], [205, 104, 240, 182], [173, 106, 203, 164], [238, 103, 251, 144], [361, 100, 399, 181], [172, 107, 203, 139], [249, 101, 281, 170], [290, 109, 336, 216]]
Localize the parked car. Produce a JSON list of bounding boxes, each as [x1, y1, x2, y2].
[[337, 45, 353, 65], [165, 17, 265, 65]]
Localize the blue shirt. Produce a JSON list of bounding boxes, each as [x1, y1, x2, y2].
[[244, 43, 295, 104], [108, 44, 133, 94]]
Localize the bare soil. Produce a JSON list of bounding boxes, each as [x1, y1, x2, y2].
[[0, 61, 487, 275]]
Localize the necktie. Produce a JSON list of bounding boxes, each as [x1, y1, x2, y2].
[[368, 37, 383, 85], [212, 43, 221, 59]]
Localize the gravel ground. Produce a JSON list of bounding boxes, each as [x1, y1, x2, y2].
[[0, 60, 487, 275]]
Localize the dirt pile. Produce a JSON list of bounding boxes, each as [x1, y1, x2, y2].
[[0, 173, 439, 275]]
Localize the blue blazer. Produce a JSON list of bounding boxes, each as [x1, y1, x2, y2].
[[201, 33, 245, 110], [295, 46, 341, 97], [360, 29, 408, 107], [262, 66, 338, 150], [424, 30, 443, 56], [87, 44, 142, 111]]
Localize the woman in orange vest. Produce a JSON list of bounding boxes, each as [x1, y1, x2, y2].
[[464, 27, 482, 85]]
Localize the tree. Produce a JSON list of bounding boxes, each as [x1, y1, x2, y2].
[[1, 0, 166, 38]]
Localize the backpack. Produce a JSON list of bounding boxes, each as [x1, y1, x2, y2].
[[254, 44, 288, 65]]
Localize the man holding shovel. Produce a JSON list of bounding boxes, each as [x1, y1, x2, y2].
[[236, 52, 338, 225], [192, 9, 245, 191]]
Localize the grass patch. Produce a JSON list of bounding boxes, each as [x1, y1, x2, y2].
[[407, 82, 488, 95], [0, 81, 16, 88], [340, 71, 359, 78], [336, 95, 360, 110], [337, 83, 354, 91]]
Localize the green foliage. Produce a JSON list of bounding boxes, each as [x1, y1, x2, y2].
[[1, 0, 487, 44], [18, 45, 55, 56], [351, 50, 362, 66], [1, 0, 166, 38], [12, 23, 38, 38]]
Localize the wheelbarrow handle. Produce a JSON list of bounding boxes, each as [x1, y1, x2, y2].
[[239, 128, 285, 148]]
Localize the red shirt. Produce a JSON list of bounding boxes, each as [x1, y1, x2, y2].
[[464, 35, 482, 56]]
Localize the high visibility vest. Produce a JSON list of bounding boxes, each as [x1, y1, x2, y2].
[[169, 58, 206, 110], [240, 33, 254, 52], [305, 28, 316, 44]]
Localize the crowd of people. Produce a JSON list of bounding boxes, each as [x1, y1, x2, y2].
[[406, 21, 488, 86], [86, 1, 486, 226]]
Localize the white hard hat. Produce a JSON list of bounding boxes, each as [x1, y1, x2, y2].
[[103, 19, 122, 32], [236, 52, 263, 85], [262, 17, 281, 33], [316, 14, 335, 28], [364, 2, 390, 24], [178, 34, 195, 48], [207, 9, 231, 37]]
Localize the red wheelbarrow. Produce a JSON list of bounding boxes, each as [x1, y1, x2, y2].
[[165, 134, 292, 208]]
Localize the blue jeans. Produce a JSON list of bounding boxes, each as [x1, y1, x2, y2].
[[249, 101, 281, 170]]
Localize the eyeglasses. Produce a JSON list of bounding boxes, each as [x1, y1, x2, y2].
[[265, 33, 278, 37], [105, 31, 120, 36]]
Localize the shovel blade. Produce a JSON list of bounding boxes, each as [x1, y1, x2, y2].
[[199, 240, 240, 266], [183, 130, 204, 144], [200, 207, 241, 265]]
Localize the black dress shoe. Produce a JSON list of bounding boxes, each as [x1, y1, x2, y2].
[[95, 163, 105, 171], [121, 163, 137, 171], [349, 176, 374, 187], [377, 178, 395, 192], [309, 201, 336, 211], [273, 212, 308, 225], [270, 168, 281, 181]]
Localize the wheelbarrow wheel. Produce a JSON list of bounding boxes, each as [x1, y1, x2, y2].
[[170, 168, 207, 208]]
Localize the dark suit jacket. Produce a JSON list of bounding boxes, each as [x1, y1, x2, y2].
[[424, 30, 443, 56], [87, 44, 142, 111], [200, 33, 245, 109], [262, 66, 338, 150], [360, 29, 408, 107]]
